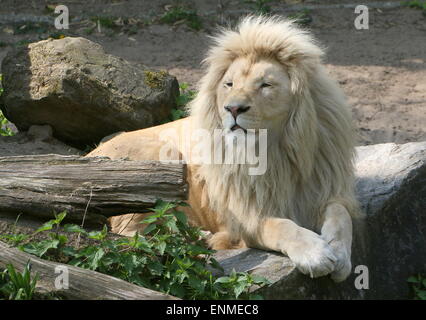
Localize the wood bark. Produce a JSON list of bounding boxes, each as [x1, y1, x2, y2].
[[0, 155, 187, 224], [0, 240, 179, 300]]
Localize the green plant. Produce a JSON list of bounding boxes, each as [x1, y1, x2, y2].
[[90, 16, 118, 29], [169, 82, 196, 121], [159, 6, 202, 31], [5, 202, 270, 299], [404, 0, 426, 16], [0, 74, 14, 136], [245, 0, 273, 14], [176, 83, 196, 108], [404, 0, 426, 9], [0, 262, 39, 300], [288, 9, 313, 26], [19, 211, 69, 259], [0, 111, 12, 136], [408, 274, 426, 300]]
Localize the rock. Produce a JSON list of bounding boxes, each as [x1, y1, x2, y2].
[[0, 125, 82, 157], [213, 141, 426, 299], [27, 125, 53, 142], [0, 37, 179, 148]]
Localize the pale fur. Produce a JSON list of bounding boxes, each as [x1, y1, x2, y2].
[[87, 16, 360, 281], [189, 16, 360, 245]]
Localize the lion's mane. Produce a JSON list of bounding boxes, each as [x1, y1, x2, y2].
[[187, 16, 360, 244]]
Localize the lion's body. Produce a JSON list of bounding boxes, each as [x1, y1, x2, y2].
[[87, 16, 361, 282]]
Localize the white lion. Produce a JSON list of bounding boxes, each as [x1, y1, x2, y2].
[[87, 16, 361, 282]]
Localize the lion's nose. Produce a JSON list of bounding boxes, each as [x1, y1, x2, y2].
[[224, 105, 251, 119]]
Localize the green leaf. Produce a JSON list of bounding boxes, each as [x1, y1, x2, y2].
[[215, 276, 231, 284], [54, 211, 67, 225], [89, 248, 105, 270], [173, 210, 187, 224], [417, 290, 426, 300], [88, 224, 108, 240], [0, 233, 28, 245], [169, 282, 186, 298], [157, 242, 167, 256], [50, 233, 68, 246], [1, 200, 267, 300], [147, 261, 164, 276], [35, 220, 56, 233], [21, 239, 60, 257], [187, 244, 211, 255], [188, 276, 205, 293], [143, 223, 157, 235], [234, 281, 247, 298], [121, 254, 138, 272], [61, 246, 77, 257], [175, 270, 189, 283], [408, 276, 419, 283], [141, 215, 158, 224], [63, 224, 87, 234], [164, 218, 178, 233]]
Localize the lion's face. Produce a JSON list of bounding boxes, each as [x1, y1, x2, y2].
[[216, 56, 293, 134]]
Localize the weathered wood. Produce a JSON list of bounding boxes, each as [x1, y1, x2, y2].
[[0, 240, 179, 300], [0, 155, 187, 223]]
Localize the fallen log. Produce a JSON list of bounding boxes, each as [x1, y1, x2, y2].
[[0, 155, 187, 224], [0, 240, 178, 300]]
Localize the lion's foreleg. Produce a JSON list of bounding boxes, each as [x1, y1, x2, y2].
[[320, 203, 353, 282], [253, 218, 337, 278]]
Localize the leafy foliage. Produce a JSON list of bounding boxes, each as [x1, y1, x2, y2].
[[404, 0, 426, 10], [169, 82, 195, 121], [288, 9, 313, 26], [245, 0, 273, 14], [90, 16, 118, 29], [408, 274, 426, 300], [4, 202, 270, 299], [0, 74, 14, 136], [0, 262, 38, 300], [159, 6, 203, 31]]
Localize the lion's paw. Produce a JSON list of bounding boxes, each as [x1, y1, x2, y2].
[[326, 239, 352, 283], [285, 229, 337, 278]]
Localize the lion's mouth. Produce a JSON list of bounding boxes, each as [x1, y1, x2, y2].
[[231, 124, 247, 133]]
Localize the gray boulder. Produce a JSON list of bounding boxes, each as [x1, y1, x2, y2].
[[213, 142, 426, 299], [0, 37, 179, 148]]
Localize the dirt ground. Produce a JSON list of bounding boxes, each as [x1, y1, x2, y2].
[[0, 0, 425, 146]]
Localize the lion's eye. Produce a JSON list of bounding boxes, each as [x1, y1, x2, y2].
[[225, 82, 233, 88], [261, 83, 272, 88]]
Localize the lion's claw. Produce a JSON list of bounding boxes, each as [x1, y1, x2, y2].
[[284, 229, 337, 278]]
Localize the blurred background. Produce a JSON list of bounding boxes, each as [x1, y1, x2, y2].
[[0, 0, 425, 145]]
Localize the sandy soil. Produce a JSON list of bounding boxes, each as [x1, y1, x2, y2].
[[0, 0, 425, 146]]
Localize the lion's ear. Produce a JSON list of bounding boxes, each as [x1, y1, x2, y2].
[[288, 66, 307, 95], [279, 49, 321, 95]]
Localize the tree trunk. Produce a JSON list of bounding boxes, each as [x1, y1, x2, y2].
[[0, 240, 179, 300], [0, 155, 187, 224]]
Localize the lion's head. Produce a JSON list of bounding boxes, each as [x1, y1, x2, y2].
[[188, 16, 360, 236], [216, 56, 293, 134], [190, 16, 324, 137]]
